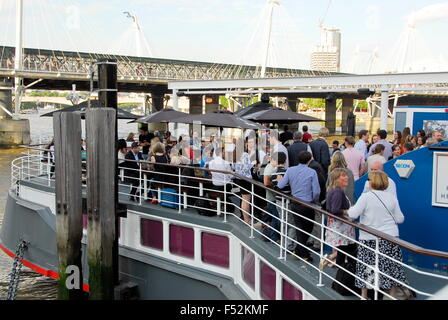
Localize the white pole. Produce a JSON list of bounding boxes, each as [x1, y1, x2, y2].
[[380, 88, 389, 131], [260, 1, 276, 78], [14, 0, 23, 117], [172, 89, 179, 110]]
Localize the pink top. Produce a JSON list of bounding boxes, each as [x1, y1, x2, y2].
[[342, 147, 365, 180]]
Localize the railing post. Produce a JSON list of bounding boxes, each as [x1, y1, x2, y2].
[[143, 172, 147, 201], [250, 183, 254, 239], [278, 197, 285, 260], [183, 192, 187, 209], [47, 150, 51, 186], [27, 148, 30, 180], [374, 238, 380, 300], [199, 182, 203, 197], [317, 211, 326, 287], [223, 183, 227, 222], [139, 163, 142, 206], [178, 167, 181, 213], [217, 197, 221, 216]]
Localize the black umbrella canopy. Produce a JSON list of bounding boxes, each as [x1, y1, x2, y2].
[[234, 94, 274, 117], [244, 107, 322, 124], [40, 100, 140, 120], [169, 110, 267, 130], [132, 108, 189, 124]]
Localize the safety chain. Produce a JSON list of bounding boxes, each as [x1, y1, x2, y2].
[[5, 240, 28, 300]]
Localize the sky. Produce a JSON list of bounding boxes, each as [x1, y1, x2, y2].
[[1, 0, 448, 74]]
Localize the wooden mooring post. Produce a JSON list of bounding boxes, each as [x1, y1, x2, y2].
[[85, 107, 117, 299], [54, 111, 85, 300], [85, 58, 120, 300]]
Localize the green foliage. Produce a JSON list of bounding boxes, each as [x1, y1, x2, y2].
[[118, 103, 139, 109], [28, 91, 68, 97], [301, 98, 325, 109]]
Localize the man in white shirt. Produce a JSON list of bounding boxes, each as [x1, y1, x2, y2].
[[207, 146, 233, 191], [354, 130, 369, 160], [269, 130, 289, 168], [362, 161, 396, 196]]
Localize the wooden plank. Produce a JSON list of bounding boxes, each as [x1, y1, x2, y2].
[[54, 111, 84, 300], [85, 108, 116, 300]]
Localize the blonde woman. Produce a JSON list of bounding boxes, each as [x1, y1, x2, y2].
[[322, 151, 355, 267], [327, 151, 355, 204], [321, 169, 356, 272], [343, 171, 410, 299]]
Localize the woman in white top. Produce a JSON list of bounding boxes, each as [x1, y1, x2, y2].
[[343, 171, 409, 299]]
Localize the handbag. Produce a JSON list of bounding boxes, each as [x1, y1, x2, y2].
[[331, 260, 359, 296]]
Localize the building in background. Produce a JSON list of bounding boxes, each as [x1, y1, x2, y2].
[[310, 28, 341, 73]]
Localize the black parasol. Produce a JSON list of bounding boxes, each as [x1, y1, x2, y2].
[[40, 100, 140, 120], [243, 107, 321, 124], [169, 110, 267, 130]]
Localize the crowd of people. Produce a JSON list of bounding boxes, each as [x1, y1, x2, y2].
[[114, 124, 445, 299]]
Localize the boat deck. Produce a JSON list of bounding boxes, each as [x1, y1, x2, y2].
[[18, 176, 448, 299]]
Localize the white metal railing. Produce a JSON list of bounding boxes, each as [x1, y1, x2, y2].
[[10, 149, 448, 300]]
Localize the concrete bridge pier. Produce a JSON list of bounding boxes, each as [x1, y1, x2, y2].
[[325, 95, 337, 134], [144, 90, 169, 133], [189, 94, 203, 115], [285, 95, 300, 132], [0, 81, 31, 147]]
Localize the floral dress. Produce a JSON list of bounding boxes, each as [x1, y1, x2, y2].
[[325, 187, 356, 247]]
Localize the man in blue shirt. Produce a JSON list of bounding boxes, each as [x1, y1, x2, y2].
[[278, 151, 320, 262]]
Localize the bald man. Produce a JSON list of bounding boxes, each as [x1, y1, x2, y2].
[[362, 161, 397, 196], [432, 130, 444, 143]]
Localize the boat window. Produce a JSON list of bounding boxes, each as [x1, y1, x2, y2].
[[201, 232, 229, 268], [282, 279, 303, 300], [140, 218, 163, 250], [241, 246, 255, 290], [169, 224, 194, 259], [260, 260, 276, 300]]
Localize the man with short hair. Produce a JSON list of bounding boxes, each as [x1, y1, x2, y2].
[[124, 142, 144, 201], [362, 161, 397, 196], [280, 125, 293, 145], [330, 140, 341, 157], [309, 127, 331, 178], [366, 144, 386, 172], [302, 125, 312, 143], [287, 131, 312, 167], [403, 142, 414, 154], [269, 130, 289, 168], [207, 146, 233, 192], [432, 130, 444, 143], [354, 129, 369, 160], [342, 136, 365, 180], [367, 129, 393, 160], [277, 151, 320, 262], [138, 128, 154, 160]]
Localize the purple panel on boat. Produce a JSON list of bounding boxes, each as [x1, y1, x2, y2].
[[169, 224, 194, 258], [201, 233, 229, 268], [82, 214, 87, 229], [260, 261, 276, 300], [140, 218, 163, 250], [282, 279, 303, 300], [241, 247, 255, 289]]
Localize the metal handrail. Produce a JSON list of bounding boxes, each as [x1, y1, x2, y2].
[[16, 145, 448, 260]]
